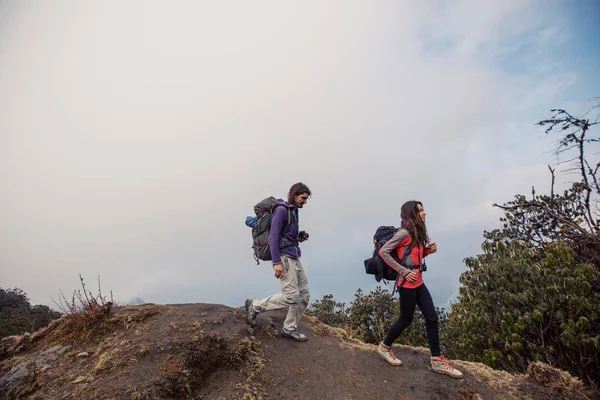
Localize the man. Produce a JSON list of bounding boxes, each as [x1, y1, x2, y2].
[[245, 182, 311, 341]]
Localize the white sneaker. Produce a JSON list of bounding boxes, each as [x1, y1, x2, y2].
[[431, 355, 463, 379], [377, 342, 402, 366]]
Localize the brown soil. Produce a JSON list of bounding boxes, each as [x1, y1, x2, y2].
[[0, 303, 596, 400]]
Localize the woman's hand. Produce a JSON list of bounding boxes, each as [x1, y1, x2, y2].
[[405, 271, 418, 283], [427, 242, 437, 253]]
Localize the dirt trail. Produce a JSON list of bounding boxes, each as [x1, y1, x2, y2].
[[0, 303, 591, 400]]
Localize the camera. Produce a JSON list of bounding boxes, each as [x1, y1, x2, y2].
[[298, 231, 309, 241]]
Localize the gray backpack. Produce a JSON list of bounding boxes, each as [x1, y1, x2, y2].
[[246, 197, 292, 264]]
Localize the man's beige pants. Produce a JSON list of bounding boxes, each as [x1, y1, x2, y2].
[[252, 256, 310, 331]]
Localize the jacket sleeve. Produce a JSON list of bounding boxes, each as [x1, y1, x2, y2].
[[378, 228, 411, 277], [269, 207, 287, 265]]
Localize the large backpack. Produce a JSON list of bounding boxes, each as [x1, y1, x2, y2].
[[245, 197, 292, 264], [364, 226, 415, 283]]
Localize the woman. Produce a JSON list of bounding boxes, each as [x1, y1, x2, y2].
[[376, 201, 463, 379]]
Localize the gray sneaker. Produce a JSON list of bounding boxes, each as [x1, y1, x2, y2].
[[281, 328, 307, 342], [245, 299, 258, 327]]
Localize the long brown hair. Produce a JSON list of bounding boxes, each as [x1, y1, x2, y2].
[[400, 200, 429, 247]]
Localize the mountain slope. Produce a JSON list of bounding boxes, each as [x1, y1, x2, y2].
[[0, 303, 593, 400]]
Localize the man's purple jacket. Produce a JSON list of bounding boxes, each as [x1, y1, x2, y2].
[[269, 199, 301, 265]]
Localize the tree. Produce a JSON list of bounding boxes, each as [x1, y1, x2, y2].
[[0, 288, 30, 338], [29, 305, 61, 332], [308, 287, 447, 350], [446, 102, 600, 386], [347, 287, 399, 345], [0, 287, 62, 339], [446, 241, 599, 385], [306, 294, 349, 328], [485, 105, 599, 268]]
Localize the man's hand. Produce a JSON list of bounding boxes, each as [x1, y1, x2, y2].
[[274, 264, 284, 279], [298, 231, 309, 243], [405, 271, 417, 283]]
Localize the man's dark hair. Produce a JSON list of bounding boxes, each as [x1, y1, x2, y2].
[[288, 182, 311, 204]]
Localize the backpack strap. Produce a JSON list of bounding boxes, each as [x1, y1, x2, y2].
[[399, 236, 417, 265], [278, 207, 298, 249], [273, 205, 292, 232], [395, 238, 418, 292], [284, 208, 292, 233]]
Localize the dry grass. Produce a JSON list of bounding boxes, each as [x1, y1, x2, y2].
[[7, 304, 162, 357], [151, 331, 266, 398], [228, 337, 260, 365], [245, 356, 266, 382], [266, 321, 278, 337], [303, 314, 389, 352], [234, 382, 266, 400], [0, 276, 151, 375], [2, 304, 266, 399], [0, 327, 59, 361], [452, 360, 527, 399], [137, 345, 151, 357], [122, 307, 161, 330], [169, 320, 203, 333], [91, 340, 139, 375], [303, 315, 352, 340], [230, 336, 266, 396], [38, 309, 115, 345], [71, 375, 94, 384], [52, 275, 114, 326], [128, 387, 155, 400], [527, 362, 595, 399], [155, 356, 192, 398], [456, 386, 483, 400]]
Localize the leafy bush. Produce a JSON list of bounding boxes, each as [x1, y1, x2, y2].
[[444, 103, 600, 387], [445, 240, 599, 385], [0, 288, 61, 339], [307, 287, 447, 350], [306, 294, 349, 328]]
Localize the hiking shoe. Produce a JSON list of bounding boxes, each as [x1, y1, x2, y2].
[[281, 328, 307, 342], [377, 342, 402, 366], [431, 355, 463, 379], [245, 299, 258, 327]]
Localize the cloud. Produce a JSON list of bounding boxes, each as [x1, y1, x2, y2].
[[0, 1, 588, 308]]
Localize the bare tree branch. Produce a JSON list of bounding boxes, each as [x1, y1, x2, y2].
[[548, 165, 556, 197]]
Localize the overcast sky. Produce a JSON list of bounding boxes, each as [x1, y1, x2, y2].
[[1, 1, 599, 310]]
